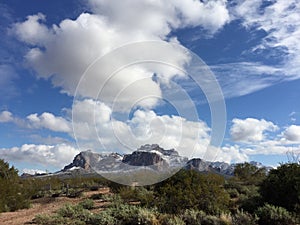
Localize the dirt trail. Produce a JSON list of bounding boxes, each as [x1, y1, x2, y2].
[[0, 188, 110, 225]]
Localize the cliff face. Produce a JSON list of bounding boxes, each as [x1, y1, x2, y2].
[[63, 150, 123, 172], [63, 150, 94, 171], [122, 151, 167, 167]]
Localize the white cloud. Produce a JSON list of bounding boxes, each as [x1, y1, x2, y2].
[[22, 168, 47, 175], [241, 140, 300, 156], [206, 0, 300, 99], [230, 118, 278, 143], [88, 0, 229, 35], [13, 13, 52, 46], [232, 0, 300, 79], [27, 112, 71, 132], [283, 125, 300, 143], [217, 145, 249, 163], [211, 62, 282, 98], [0, 143, 79, 169], [227, 120, 300, 157], [71, 98, 212, 159], [12, 0, 229, 111], [0, 110, 13, 123]]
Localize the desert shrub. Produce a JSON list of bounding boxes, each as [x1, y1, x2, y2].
[[154, 170, 230, 214], [159, 214, 185, 225], [66, 188, 83, 198], [256, 203, 297, 225], [100, 195, 160, 225], [57, 203, 93, 222], [181, 209, 206, 225], [87, 212, 116, 225], [90, 193, 104, 200], [226, 188, 239, 198], [232, 210, 258, 225], [118, 186, 155, 207], [201, 214, 226, 225], [260, 163, 300, 212], [79, 199, 94, 210], [34, 214, 86, 225], [89, 186, 99, 191]]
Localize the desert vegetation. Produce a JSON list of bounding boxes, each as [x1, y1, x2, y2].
[[0, 158, 299, 225]]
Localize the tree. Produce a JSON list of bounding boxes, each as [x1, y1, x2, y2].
[[0, 159, 18, 180], [234, 162, 266, 184], [260, 163, 300, 213], [0, 159, 30, 212]]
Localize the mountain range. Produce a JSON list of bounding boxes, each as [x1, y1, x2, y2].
[[61, 144, 270, 177]]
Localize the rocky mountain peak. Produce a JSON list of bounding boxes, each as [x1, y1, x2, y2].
[[137, 144, 179, 157]]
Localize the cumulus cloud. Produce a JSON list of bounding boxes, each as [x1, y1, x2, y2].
[[283, 125, 300, 143], [88, 0, 229, 35], [216, 145, 249, 163], [22, 168, 47, 175], [0, 110, 13, 122], [0, 143, 79, 169], [27, 112, 71, 132], [230, 118, 278, 143], [13, 13, 52, 46], [71, 98, 212, 159], [12, 0, 229, 111], [228, 118, 300, 157]]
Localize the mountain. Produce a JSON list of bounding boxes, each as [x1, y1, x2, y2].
[[63, 144, 187, 173], [123, 144, 187, 169], [63, 150, 123, 172], [185, 158, 235, 176], [62, 144, 271, 176]]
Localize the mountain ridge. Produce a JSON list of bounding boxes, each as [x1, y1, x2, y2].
[[61, 144, 272, 176]]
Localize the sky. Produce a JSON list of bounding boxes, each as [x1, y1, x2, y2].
[[0, 0, 300, 174]]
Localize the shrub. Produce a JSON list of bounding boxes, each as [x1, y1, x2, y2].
[[79, 199, 94, 210], [154, 170, 230, 214], [90, 193, 104, 200], [159, 214, 185, 225], [260, 163, 300, 212], [88, 212, 116, 225], [66, 188, 83, 198], [201, 215, 225, 225], [256, 203, 297, 225], [181, 209, 206, 225], [232, 210, 258, 225]]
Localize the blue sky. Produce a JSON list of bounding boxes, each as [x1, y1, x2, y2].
[[0, 0, 300, 174]]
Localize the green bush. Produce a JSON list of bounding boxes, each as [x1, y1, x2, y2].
[[260, 163, 300, 212], [256, 203, 297, 225], [118, 186, 155, 207], [154, 170, 230, 214], [79, 199, 94, 210], [66, 188, 83, 198]]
